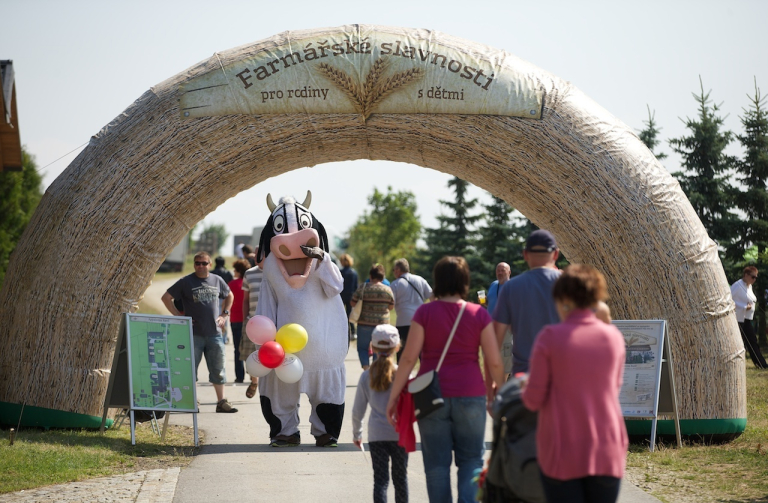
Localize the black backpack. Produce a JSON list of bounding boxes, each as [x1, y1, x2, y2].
[[482, 377, 546, 503]]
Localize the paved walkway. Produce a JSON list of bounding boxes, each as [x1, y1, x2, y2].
[[2, 341, 662, 502], [2, 468, 180, 502]]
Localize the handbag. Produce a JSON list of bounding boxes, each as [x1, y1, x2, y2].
[[348, 283, 365, 324], [407, 301, 467, 420]]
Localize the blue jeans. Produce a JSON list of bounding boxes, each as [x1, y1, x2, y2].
[[193, 335, 227, 384], [540, 474, 621, 503], [357, 324, 376, 367], [418, 396, 486, 503]]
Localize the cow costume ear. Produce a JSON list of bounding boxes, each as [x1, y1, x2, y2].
[[312, 215, 330, 253], [257, 214, 275, 262]]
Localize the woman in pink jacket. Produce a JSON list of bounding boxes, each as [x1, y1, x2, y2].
[[522, 264, 628, 503]]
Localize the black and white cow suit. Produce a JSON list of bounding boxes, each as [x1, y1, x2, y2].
[[255, 192, 347, 447]]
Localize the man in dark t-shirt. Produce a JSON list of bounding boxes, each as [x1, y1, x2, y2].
[[162, 251, 237, 413], [493, 230, 561, 375]]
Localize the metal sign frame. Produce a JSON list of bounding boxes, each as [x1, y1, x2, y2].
[[613, 320, 681, 451], [101, 313, 199, 446]]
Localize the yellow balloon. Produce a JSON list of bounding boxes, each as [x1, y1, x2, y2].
[[276, 323, 308, 353]]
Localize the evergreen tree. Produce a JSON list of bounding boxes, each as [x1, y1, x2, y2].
[[669, 78, 739, 248], [417, 177, 483, 295], [0, 147, 43, 287], [476, 195, 527, 285], [441, 176, 482, 257], [728, 80, 768, 341], [638, 105, 668, 160]]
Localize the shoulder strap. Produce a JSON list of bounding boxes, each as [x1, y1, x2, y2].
[[404, 275, 424, 301], [436, 301, 467, 372]]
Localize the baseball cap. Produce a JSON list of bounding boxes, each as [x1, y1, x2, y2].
[[372, 325, 401, 349], [525, 230, 558, 252]]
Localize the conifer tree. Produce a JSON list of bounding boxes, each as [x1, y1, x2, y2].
[[669, 78, 739, 248], [417, 177, 482, 293], [638, 105, 668, 160], [728, 80, 768, 341], [476, 195, 527, 285]]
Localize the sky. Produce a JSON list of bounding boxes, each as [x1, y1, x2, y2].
[[3, 0, 768, 254]]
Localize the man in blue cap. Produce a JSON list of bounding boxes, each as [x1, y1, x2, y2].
[[492, 229, 561, 376]]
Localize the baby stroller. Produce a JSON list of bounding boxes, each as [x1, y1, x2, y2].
[[481, 376, 546, 503]]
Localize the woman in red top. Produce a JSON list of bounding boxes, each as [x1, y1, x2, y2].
[[387, 256, 504, 503], [228, 259, 251, 385], [522, 264, 628, 503]]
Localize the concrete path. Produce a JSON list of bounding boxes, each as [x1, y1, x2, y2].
[[168, 341, 662, 503], [0, 337, 661, 502]]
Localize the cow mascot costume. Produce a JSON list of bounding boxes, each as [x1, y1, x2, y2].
[[255, 191, 348, 447]]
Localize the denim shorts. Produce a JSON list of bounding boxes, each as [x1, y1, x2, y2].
[[193, 335, 227, 384]]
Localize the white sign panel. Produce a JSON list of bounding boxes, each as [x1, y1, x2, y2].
[[612, 320, 666, 418]]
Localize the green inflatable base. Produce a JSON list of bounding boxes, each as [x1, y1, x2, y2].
[[0, 401, 114, 430], [625, 418, 746, 441]]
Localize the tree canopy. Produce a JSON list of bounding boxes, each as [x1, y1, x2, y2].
[[0, 148, 43, 287], [345, 187, 421, 281], [669, 78, 739, 248]]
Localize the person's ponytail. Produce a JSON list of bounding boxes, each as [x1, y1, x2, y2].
[[370, 349, 397, 392]]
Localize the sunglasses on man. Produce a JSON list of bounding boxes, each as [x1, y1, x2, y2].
[[195, 261, 209, 266]]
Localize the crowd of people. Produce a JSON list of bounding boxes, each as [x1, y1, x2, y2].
[[160, 228, 762, 503]]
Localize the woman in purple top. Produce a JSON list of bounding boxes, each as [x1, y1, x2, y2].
[[387, 256, 505, 503], [522, 264, 628, 503]]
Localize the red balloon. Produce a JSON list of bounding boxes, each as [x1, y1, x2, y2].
[[258, 341, 286, 369]]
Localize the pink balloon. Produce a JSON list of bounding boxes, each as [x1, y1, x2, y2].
[[246, 315, 277, 345]]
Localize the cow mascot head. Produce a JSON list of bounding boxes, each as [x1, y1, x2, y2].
[[256, 190, 330, 289]]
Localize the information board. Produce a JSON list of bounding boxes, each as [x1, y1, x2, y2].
[[125, 314, 197, 412], [614, 320, 666, 417], [613, 319, 681, 450]]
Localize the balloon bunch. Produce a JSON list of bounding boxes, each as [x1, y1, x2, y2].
[[244, 316, 308, 383]]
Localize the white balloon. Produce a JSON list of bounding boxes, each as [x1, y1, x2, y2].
[[275, 354, 304, 384], [245, 352, 272, 378]]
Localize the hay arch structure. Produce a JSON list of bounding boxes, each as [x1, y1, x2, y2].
[[0, 25, 746, 435]]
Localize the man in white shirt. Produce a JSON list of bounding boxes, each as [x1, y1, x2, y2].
[[390, 258, 432, 362]]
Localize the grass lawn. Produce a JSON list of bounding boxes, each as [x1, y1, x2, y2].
[[0, 422, 200, 494], [625, 365, 768, 502]]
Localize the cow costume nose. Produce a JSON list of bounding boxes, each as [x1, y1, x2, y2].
[[277, 237, 318, 258]]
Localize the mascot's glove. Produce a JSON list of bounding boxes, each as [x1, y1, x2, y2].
[[300, 245, 325, 261]]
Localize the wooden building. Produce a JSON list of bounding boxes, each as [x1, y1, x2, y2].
[[1, 60, 22, 172]]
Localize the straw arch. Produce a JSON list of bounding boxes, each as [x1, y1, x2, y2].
[[0, 25, 746, 434]]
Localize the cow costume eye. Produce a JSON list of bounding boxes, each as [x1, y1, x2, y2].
[[273, 214, 285, 233], [299, 212, 312, 229]]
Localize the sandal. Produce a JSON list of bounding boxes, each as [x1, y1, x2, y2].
[[246, 381, 258, 399]]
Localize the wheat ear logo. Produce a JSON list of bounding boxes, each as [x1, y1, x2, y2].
[[317, 57, 423, 122]]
